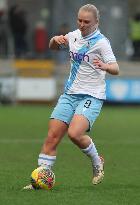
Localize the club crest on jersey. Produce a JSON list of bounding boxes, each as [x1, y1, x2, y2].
[[69, 51, 89, 62], [86, 42, 90, 48]]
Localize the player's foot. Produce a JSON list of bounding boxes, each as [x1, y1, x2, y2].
[[23, 184, 35, 190], [92, 156, 104, 185]]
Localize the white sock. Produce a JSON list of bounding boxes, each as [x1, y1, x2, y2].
[[38, 153, 56, 168], [81, 139, 101, 166]]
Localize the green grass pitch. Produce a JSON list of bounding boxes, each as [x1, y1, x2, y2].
[[0, 105, 140, 205]]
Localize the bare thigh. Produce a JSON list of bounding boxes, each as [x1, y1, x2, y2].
[[68, 114, 91, 148], [68, 114, 89, 137]]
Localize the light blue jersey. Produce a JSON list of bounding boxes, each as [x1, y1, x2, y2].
[[65, 29, 116, 99]]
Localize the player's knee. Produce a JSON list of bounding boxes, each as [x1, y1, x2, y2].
[[45, 130, 58, 145], [68, 128, 79, 143]]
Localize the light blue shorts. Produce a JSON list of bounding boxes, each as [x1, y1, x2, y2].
[[50, 93, 103, 131]]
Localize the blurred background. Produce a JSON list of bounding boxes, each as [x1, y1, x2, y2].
[[0, 2, 140, 203], [0, 0, 140, 104]]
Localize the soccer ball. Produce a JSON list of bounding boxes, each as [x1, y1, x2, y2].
[[31, 166, 55, 190]]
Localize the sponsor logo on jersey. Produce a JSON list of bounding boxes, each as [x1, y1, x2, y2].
[[69, 51, 89, 62]]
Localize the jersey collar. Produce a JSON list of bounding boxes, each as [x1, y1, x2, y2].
[[81, 29, 100, 40]]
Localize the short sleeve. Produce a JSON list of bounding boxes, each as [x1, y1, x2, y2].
[[99, 38, 116, 63]]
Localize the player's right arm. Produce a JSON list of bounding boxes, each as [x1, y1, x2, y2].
[[49, 35, 68, 50]]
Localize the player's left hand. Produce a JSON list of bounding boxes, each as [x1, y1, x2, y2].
[[93, 58, 108, 71]]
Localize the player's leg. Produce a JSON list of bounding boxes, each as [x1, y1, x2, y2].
[[38, 119, 68, 168], [68, 114, 101, 165], [23, 120, 67, 190], [68, 114, 90, 147], [68, 96, 104, 185], [38, 93, 75, 169], [68, 115, 104, 185], [23, 94, 74, 190]]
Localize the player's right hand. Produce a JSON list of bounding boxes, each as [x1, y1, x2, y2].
[[53, 35, 68, 46]]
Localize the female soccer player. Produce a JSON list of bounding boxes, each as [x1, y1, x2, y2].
[[24, 4, 119, 189]]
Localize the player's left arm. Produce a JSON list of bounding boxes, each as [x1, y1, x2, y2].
[[93, 59, 119, 75], [93, 38, 119, 75]]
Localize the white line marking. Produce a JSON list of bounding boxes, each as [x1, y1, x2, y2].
[[0, 138, 139, 145]]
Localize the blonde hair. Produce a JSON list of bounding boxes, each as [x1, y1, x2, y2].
[[79, 4, 100, 21]]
